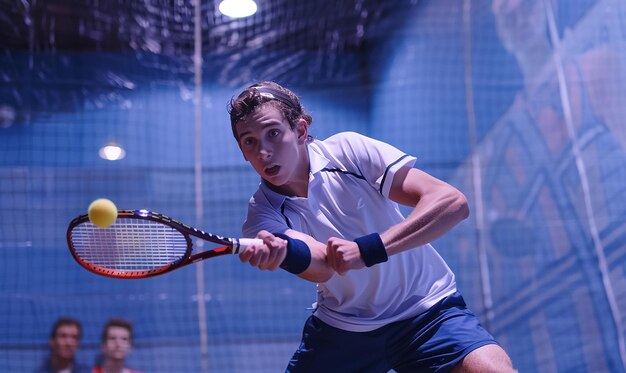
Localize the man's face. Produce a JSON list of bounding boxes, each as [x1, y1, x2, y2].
[[49, 324, 80, 360], [235, 105, 308, 194], [492, 0, 546, 54], [102, 326, 132, 361]]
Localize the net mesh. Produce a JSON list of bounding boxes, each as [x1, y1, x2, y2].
[[2, 0, 626, 372]]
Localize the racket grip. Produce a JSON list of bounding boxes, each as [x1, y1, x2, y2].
[[236, 238, 264, 254]]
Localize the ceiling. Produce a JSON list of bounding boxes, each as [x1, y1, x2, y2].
[[1, 0, 420, 86]]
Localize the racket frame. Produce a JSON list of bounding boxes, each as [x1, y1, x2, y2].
[[67, 209, 247, 279]]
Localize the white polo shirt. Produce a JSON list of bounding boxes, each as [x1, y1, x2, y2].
[[243, 132, 457, 332]]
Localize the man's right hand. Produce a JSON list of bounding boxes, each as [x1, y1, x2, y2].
[[238, 230, 287, 271]]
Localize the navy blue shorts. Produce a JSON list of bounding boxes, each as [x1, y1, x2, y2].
[[286, 292, 497, 373]]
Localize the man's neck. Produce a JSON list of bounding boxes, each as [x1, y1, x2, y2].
[[50, 356, 73, 372], [102, 358, 126, 373]]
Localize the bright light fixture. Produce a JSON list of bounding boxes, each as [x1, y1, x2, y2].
[[219, 0, 257, 18], [99, 143, 126, 161]]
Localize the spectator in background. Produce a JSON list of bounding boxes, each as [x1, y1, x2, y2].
[[491, 0, 626, 146], [36, 317, 90, 373], [92, 318, 142, 373]]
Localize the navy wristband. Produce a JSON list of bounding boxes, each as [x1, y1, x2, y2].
[[274, 233, 311, 275], [354, 233, 388, 267]]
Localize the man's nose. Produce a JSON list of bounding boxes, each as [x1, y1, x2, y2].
[[258, 145, 271, 159]]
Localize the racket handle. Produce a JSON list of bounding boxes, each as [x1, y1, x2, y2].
[[236, 238, 264, 254]]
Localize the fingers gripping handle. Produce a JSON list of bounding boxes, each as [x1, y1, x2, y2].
[[235, 238, 264, 254]]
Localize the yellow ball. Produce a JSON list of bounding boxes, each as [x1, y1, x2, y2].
[[88, 198, 118, 228]]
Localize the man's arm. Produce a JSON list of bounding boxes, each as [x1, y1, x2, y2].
[[382, 166, 469, 254], [238, 229, 334, 283], [326, 166, 469, 274], [282, 229, 335, 283]]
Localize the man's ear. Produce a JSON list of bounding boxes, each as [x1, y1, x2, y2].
[[296, 119, 308, 145]]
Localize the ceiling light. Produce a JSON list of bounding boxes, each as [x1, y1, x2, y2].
[[219, 0, 257, 18], [99, 143, 126, 161]]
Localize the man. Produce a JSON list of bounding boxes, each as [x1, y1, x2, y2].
[[92, 318, 142, 373], [36, 317, 89, 373], [228, 81, 517, 372]]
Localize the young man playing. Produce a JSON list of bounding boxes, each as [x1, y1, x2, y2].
[[36, 317, 90, 373], [228, 81, 516, 372]]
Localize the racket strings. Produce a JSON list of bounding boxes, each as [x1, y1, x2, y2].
[[71, 218, 188, 271]]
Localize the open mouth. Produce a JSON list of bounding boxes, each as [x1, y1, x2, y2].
[[265, 165, 280, 177]]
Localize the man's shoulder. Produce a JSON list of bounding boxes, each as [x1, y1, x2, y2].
[[243, 189, 290, 237], [73, 362, 92, 373], [322, 131, 369, 144], [32, 359, 53, 373], [249, 185, 275, 209], [315, 131, 375, 159], [32, 361, 91, 373], [246, 185, 286, 218], [32, 364, 52, 373]]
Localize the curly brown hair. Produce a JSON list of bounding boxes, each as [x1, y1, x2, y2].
[[227, 81, 312, 141]]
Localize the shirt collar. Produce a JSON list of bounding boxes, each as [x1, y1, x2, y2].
[[259, 141, 330, 209]]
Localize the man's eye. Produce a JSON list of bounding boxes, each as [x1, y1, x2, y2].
[[269, 129, 280, 137], [242, 138, 254, 146]]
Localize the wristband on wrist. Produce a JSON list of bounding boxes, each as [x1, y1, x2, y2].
[[354, 233, 388, 267], [273, 233, 311, 275]]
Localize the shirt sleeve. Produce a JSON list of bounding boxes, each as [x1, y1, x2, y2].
[[328, 132, 416, 198], [241, 194, 291, 238]]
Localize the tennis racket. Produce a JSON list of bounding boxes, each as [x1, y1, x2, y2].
[[66, 209, 262, 279]]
